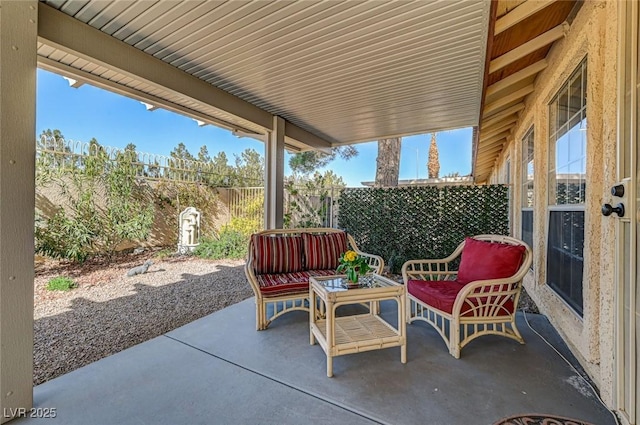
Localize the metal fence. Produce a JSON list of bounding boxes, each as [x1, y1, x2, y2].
[[37, 135, 247, 185], [36, 136, 341, 230]]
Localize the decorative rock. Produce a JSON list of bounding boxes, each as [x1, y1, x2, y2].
[[126, 260, 153, 277]]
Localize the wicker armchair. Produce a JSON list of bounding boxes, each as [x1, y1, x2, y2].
[[402, 235, 532, 358], [245, 228, 384, 330]]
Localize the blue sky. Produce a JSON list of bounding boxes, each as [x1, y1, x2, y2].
[[36, 69, 472, 187]]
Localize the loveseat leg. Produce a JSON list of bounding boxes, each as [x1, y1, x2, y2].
[[256, 300, 267, 331]]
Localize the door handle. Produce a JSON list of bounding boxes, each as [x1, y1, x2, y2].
[[611, 184, 625, 197], [602, 203, 625, 217]]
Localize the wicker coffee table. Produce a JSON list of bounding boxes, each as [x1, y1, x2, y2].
[[309, 274, 406, 377]]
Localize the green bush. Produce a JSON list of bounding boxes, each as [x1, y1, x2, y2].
[[46, 276, 77, 291], [194, 227, 248, 260], [35, 140, 155, 262]]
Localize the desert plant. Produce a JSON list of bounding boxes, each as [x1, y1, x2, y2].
[[46, 276, 77, 291], [194, 226, 248, 260], [35, 137, 155, 261]]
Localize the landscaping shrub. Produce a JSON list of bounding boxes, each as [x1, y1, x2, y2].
[[46, 276, 77, 291], [194, 227, 248, 260], [35, 141, 154, 261]]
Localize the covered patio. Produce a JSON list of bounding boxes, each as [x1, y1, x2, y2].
[[1, 0, 631, 424], [15, 300, 615, 425]]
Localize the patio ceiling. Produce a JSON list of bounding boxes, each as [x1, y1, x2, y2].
[[36, 0, 490, 152], [473, 0, 581, 183]]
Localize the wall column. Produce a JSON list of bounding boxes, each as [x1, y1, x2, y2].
[[264, 116, 284, 229], [0, 1, 37, 422]]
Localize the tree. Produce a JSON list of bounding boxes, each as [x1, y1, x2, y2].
[[36, 129, 74, 178], [169, 142, 195, 180], [374, 138, 401, 187], [427, 133, 440, 179], [233, 148, 264, 186], [170, 142, 195, 162], [289, 146, 358, 175], [197, 145, 211, 163], [210, 151, 233, 186]]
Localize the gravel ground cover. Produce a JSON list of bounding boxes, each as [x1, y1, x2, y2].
[[34, 251, 252, 385]]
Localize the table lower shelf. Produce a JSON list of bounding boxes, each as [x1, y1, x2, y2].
[[313, 313, 402, 355]]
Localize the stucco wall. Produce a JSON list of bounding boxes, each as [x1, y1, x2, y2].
[[487, 1, 618, 404]]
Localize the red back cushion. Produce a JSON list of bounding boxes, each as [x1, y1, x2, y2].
[[302, 232, 348, 270], [251, 234, 304, 274], [456, 237, 526, 285]]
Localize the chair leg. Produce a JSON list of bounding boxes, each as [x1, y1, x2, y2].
[[449, 319, 461, 359], [511, 317, 525, 344], [256, 299, 267, 331]]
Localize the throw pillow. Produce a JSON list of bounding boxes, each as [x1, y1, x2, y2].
[[251, 234, 304, 274], [456, 237, 526, 285], [302, 232, 348, 271]]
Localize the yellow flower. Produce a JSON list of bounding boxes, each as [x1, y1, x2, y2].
[[344, 250, 358, 262]]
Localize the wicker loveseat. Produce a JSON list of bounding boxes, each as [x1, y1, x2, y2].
[[245, 228, 384, 330], [402, 235, 532, 358]]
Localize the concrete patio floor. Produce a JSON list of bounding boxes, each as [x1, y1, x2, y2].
[[15, 299, 616, 425]]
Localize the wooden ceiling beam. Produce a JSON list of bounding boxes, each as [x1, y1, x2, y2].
[[486, 59, 547, 97], [480, 142, 508, 155], [480, 116, 519, 134], [482, 103, 525, 124], [484, 85, 534, 115], [494, 1, 556, 35], [476, 157, 500, 168], [480, 143, 507, 155], [489, 24, 565, 74], [480, 122, 514, 140], [480, 131, 509, 146]]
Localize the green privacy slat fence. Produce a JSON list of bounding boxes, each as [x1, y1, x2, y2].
[[337, 185, 510, 273]]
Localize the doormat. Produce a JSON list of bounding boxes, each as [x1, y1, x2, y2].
[[493, 414, 595, 425]]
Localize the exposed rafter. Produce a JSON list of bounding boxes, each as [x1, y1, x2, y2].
[[489, 25, 564, 74], [480, 131, 510, 145], [494, 0, 555, 35], [480, 122, 514, 140], [486, 60, 547, 97], [482, 103, 525, 124], [481, 116, 519, 134], [484, 85, 534, 115]]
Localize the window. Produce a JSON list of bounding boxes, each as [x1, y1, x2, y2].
[[521, 128, 534, 253], [547, 59, 587, 316]]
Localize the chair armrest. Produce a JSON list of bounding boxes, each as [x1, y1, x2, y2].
[[354, 250, 385, 274], [401, 258, 458, 283], [452, 277, 523, 317], [347, 234, 384, 274], [243, 257, 262, 298]]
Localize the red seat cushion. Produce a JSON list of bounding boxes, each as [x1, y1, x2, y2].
[[407, 279, 465, 314], [302, 232, 348, 271], [256, 269, 337, 298], [256, 271, 311, 298], [407, 279, 514, 316], [456, 237, 526, 285], [251, 234, 304, 275], [307, 269, 339, 278]]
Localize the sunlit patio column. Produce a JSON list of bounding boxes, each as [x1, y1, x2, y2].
[[264, 116, 284, 229], [0, 1, 37, 422]]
